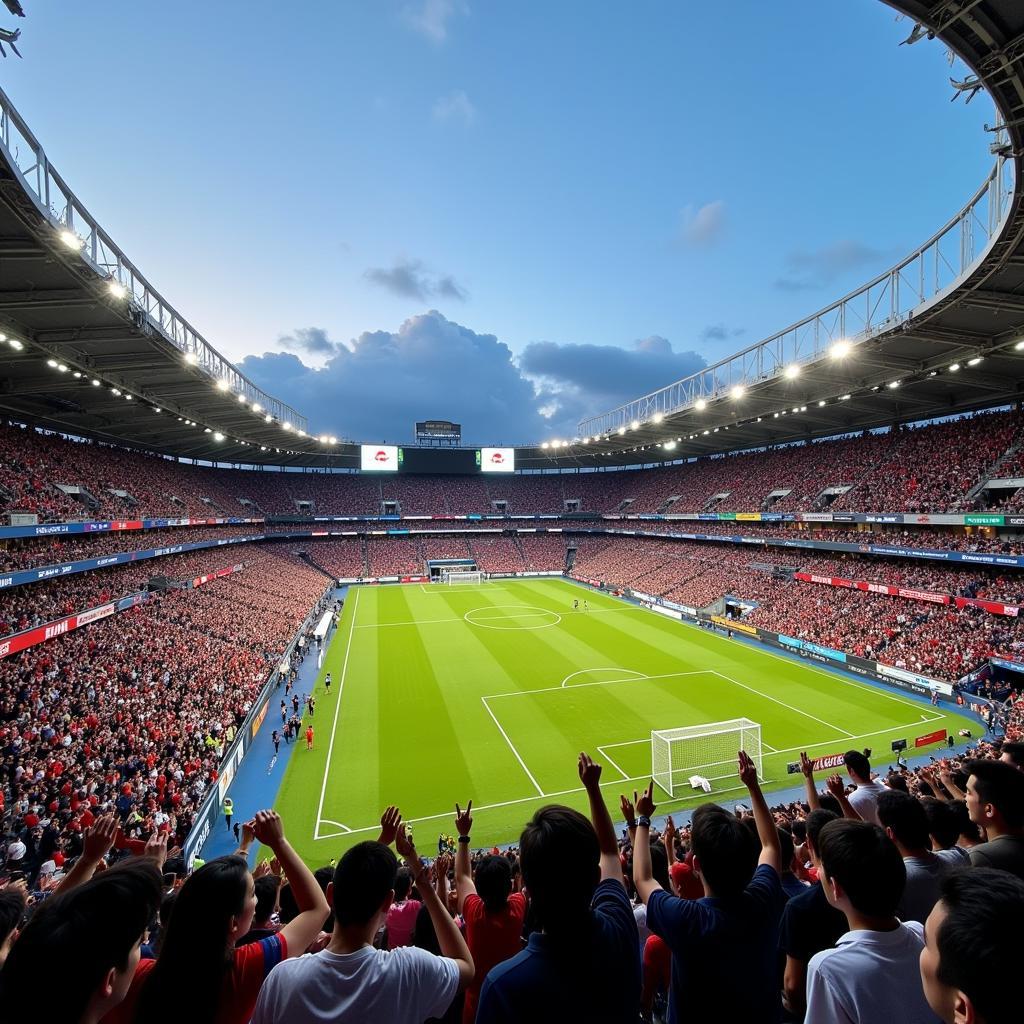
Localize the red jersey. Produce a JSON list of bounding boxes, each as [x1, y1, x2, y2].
[[462, 891, 527, 1022]]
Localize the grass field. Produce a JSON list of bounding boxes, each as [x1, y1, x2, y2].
[[274, 578, 975, 864]]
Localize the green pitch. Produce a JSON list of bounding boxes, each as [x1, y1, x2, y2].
[[275, 578, 975, 864]]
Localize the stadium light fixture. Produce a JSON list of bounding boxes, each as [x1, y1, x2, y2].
[[92, 378, 101, 386], [213, 431, 224, 441], [73, 371, 82, 379], [755, 417, 762, 423], [630, 420, 640, 430], [237, 393, 247, 404], [949, 363, 960, 372], [0, 333, 5, 341], [59, 229, 84, 250], [251, 402, 262, 413], [840, 394, 851, 400], [784, 364, 800, 379], [329, 436, 337, 445], [818, 399, 826, 407], [830, 340, 851, 359], [298, 429, 307, 437], [730, 385, 745, 400], [319, 434, 328, 444], [265, 414, 273, 424], [617, 426, 626, 435], [215, 378, 230, 392], [694, 399, 707, 411], [154, 407, 161, 413], [792, 407, 799, 414], [111, 388, 121, 396], [888, 380, 901, 389], [702, 429, 710, 436], [8, 339, 23, 350], [968, 356, 983, 366], [260, 446, 268, 452], [773, 412, 779, 418], [108, 280, 127, 300], [541, 442, 549, 449], [56, 363, 68, 372], [46, 358, 57, 368], [652, 413, 664, 424], [124, 393, 132, 400], [928, 370, 938, 377], [800, 405, 807, 412], [282, 421, 292, 431], [184, 352, 198, 365], [1015, 339, 1024, 351]]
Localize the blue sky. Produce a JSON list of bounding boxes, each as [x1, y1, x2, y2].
[[1, 1, 995, 444]]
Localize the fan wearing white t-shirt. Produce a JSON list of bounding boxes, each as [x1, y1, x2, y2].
[[251, 815, 473, 1024], [805, 819, 940, 1024]]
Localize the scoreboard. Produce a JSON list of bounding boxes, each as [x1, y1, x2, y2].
[[415, 420, 461, 447], [358, 444, 515, 475]]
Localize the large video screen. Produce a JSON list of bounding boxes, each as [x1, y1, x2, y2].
[[480, 447, 515, 473], [360, 444, 400, 471]]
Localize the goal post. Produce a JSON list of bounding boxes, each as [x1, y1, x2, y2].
[[651, 718, 763, 798], [445, 570, 485, 585]]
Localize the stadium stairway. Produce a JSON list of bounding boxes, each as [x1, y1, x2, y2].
[[297, 551, 337, 582]]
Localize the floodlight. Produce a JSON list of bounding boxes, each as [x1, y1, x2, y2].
[[784, 364, 800, 379]]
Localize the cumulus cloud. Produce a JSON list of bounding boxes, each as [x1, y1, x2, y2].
[[774, 238, 892, 291], [239, 311, 552, 443], [364, 259, 468, 302], [401, 0, 467, 43], [680, 200, 726, 246], [432, 90, 477, 126], [278, 327, 338, 358], [519, 335, 707, 406]]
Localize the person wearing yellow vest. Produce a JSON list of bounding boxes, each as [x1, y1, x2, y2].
[[223, 796, 234, 831]]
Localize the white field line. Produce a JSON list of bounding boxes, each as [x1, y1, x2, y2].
[[561, 667, 645, 689], [485, 670, 710, 702], [709, 670, 856, 739], [314, 587, 359, 840], [762, 742, 778, 752], [596, 745, 631, 780], [480, 696, 545, 796]]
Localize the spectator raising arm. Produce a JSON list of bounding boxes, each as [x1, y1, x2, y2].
[[454, 800, 475, 914], [377, 805, 402, 846], [53, 812, 117, 896], [800, 751, 821, 811], [620, 793, 638, 850], [825, 774, 863, 821], [233, 818, 257, 860], [631, 781, 661, 905], [250, 810, 330, 955], [739, 750, 781, 873], [395, 824, 474, 989], [579, 752, 623, 883]]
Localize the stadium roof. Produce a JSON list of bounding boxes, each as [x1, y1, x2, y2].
[[0, 0, 1022, 472]]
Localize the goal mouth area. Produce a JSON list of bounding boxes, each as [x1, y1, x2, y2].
[[651, 718, 763, 799], [445, 570, 485, 585]]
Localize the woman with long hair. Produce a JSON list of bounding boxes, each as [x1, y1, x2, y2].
[[103, 809, 329, 1024]]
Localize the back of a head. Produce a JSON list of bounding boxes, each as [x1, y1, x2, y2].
[[1000, 740, 1024, 768], [520, 804, 599, 932], [0, 888, 26, 953], [921, 798, 959, 849], [967, 759, 1024, 828], [648, 842, 670, 891], [877, 790, 931, 851], [0, 858, 161, 1022], [885, 772, 909, 793], [777, 826, 795, 871], [690, 804, 757, 898], [253, 874, 279, 924], [333, 841, 398, 927], [313, 865, 336, 932], [949, 799, 982, 843], [934, 868, 1024, 1024], [843, 750, 871, 781], [818, 819, 905, 919], [475, 855, 513, 914]]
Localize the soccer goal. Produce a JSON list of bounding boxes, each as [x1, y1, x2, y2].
[[445, 570, 485, 585], [651, 718, 763, 798]]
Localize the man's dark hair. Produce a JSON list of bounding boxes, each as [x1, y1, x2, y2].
[[0, 889, 26, 949], [777, 826, 795, 871], [475, 855, 513, 914], [519, 805, 599, 933], [843, 750, 871, 780], [877, 790, 931, 851], [1001, 741, 1024, 767], [805, 808, 838, 854], [332, 841, 398, 927], [885, 772, 909, 793], [936, 869, 1024, 1024], [649, 842, 670, 891], [949, 800, 982, 843], [818, 819, 905, 918], [966, 759, 1024, 828], [0, 858, 161, 1021], [690, 804, 756, 898], [313, 865, 335, 932], [252, 874, 279, 924], [921, 797, 959, 849]]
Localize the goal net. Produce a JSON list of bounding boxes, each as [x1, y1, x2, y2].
[[651, 718, 763, 798], [445, 570, 484, 585]]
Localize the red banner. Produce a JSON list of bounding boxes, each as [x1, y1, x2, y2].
[[796, 573, 952, 607], [810, 752, 846, 771], [191, 564, 244, 589], [0, 601, 116, 659], [915, 728, 947, 748], [955, 596, 1020, 617]]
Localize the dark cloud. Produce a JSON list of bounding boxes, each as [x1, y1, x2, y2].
[[774, 239, 892, 291], [519, 336, 707, 403], [239, 311, 556, 444], [278, 327, 338, 357], [364, 259, 468, 302]]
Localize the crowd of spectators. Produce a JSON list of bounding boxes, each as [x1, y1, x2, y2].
[[466, 537, 527, 574]]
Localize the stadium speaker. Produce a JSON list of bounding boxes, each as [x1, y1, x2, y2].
[[147, 575, 171, 592], [891, 738, 907, 752]]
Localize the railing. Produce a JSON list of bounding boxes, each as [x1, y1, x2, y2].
[[0, 85, 308, 433], [578, 149, 1017, 439]]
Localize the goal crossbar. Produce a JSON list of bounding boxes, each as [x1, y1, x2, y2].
[[651, 717, 763, 798], [446, 570, 484, 585]]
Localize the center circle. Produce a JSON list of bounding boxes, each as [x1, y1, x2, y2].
[[464, 605, 563, 630]]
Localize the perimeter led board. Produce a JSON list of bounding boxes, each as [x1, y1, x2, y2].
[[480, 447, 515, 473], [360, 444, 400, 471]]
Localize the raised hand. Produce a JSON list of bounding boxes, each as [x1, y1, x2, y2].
[[578, 752, 602, 791], [240, 819, 257, 847], [434, 853, 452, 879], [378, 805, 402, 846], [665, 814, 675, 838], [82, 812, 117, 862], [620, 793, 636, 824], [143, 830, 168, 870], [737, 750, 759, 789], [250, 809, 285, 849], [799, 751, 815, 778], [454, 801, 473, 838], [252, 859, 272, 879], [635, 780, 656, 819], [396, 823, 424, 879], [825, 774, 847, 799]]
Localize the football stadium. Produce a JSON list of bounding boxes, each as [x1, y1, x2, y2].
[[1, 2, 1024, 1023]]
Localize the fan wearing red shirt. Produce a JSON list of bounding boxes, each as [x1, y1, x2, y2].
[[102, 809, 329, 1024], [452, 801, 526, 1024]]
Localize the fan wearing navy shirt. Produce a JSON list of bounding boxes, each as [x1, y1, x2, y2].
[[632, 751, 786, 1024]]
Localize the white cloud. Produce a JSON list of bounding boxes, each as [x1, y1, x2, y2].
[[402, 0, 468, 44], [432, 90, 477, 126], [680, 200, 726, 246]]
